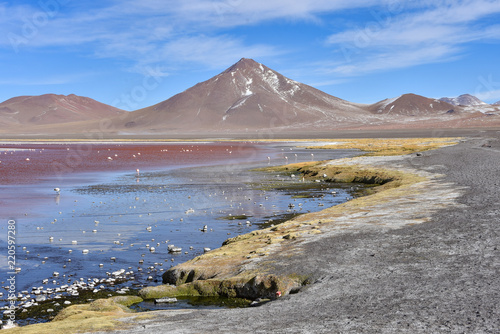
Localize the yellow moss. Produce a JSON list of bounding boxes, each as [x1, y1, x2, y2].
[[304, 138, 460, 156], [139, 284, 180, 299], [109, 295, 143, 307], [5, 297, 142, 334]]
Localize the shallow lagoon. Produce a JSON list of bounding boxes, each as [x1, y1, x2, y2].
[[0, 141, 360, 323]]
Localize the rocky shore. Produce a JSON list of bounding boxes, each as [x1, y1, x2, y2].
[[5, 132, 500, 333]]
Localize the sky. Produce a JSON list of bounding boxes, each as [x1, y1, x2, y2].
[[1, 0, 500, 111]]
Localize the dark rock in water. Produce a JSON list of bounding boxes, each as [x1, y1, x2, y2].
[[155, 297, 177, 304]]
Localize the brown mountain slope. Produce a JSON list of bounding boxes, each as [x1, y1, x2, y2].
[[369, 93, 457, 116], [118, 58, 375, 132], [0, 94, 125, 127]]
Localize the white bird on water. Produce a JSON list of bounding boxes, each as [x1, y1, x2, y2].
[[54, 188, 60, 195]]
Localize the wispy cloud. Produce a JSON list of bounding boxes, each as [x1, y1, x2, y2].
[[475, 89, 500, 102], [325, 0, 500, 75], [1, 0, 499, 81], [474, 74, 500, 102], [0, 72, 99, 86], [330, 44, 462, 76], [0, 0, 381, 74]]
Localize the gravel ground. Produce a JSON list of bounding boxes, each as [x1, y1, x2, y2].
[[94, 131, 500, 334]]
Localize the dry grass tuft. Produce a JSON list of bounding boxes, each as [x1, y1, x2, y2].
[[305, 138, 460, 156]]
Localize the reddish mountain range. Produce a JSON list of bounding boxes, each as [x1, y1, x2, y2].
[[1, 59, 499, 136]]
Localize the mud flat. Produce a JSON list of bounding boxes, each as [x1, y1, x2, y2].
[[5, 133, 500, 333]]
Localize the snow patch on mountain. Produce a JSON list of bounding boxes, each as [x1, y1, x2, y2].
[[263, 70, 280, 93], [229, 95, 252, 111], [439, 94, 486, 106], [375, 95, 401, 113], [243, 77, 253, 96]]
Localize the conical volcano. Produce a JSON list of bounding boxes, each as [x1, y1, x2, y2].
[[119, 58, 370, 132]]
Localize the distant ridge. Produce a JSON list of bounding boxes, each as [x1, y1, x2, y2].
[[439, 94, 487, 106], [369, 93, 455, 115], [0, 94, 124, 127], [1, 59, 500, 136]]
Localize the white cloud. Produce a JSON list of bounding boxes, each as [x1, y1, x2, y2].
[[0, 72, 99, 86], [474, 89, 500, 103], [325, 0, 500, 75], [330, 44, 461, 76], [157, 35, 280, 67], [0, 0, 306, 71], [1, 0, 499, 80], [474, 74, 500, 102], [0, 0, 382, 62], [110, 0, 381, 27]]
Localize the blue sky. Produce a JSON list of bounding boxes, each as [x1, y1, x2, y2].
[[1, 0, 500, 110]]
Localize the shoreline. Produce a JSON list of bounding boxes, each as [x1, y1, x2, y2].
[[140, 145, 463, 301], [1, 127, 499, 141], [4, 133, 500, 333], [1, 141, 357, 329]]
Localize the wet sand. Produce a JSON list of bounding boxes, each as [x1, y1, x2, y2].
[[90, 130, 500, 333]]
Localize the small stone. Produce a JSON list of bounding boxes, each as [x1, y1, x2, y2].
[[155, 297, 177, 304]]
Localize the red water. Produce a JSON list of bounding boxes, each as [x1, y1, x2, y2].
[[0, 142, 265, 185]]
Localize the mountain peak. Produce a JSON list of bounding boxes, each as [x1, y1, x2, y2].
[[224, 58, 262, 73], [120, 58, 365, 132], [439, 94, 486, 106], [370, 93, 455, 115]]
